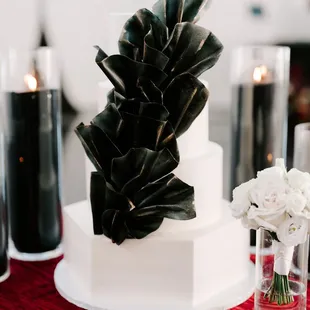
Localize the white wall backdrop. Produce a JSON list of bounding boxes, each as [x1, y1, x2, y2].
[[38, 0, 310, 110]]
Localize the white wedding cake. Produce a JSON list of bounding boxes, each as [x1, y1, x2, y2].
[[55, 80, 254, 310]]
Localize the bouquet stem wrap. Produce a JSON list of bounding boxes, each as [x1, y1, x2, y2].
[[264, 240, 294, 305], [273, 241, 294, 276]]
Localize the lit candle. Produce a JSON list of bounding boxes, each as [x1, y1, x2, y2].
[[4, 48, 62, 258]]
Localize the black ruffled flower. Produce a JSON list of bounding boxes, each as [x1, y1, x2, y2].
[[90, 148, 195, 245], [75, 100, 179, 182], [94, 0, 222, 137], [75, 0, 223, 244], [76, 97, 196, 244]]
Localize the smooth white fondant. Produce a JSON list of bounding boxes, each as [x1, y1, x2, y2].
[[85, 141, 223, 232], [177, 104, 209, 159], [177, 80, 209, 160], [55, 259, 255, 310], [158, 142, 223, 232], [61, 200, 250, 310]]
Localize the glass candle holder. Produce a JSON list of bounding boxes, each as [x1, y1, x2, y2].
[[231, 46, 290, 247], [255, 229, 308, 309], [293, 122, 310, 279], [0, 132, 9, 282], [1, 47, 63, 261]]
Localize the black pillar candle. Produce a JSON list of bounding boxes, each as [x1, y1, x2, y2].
[[5, 89, 62, 255], [231, 83, 288, 247], [230, 48, 290, 248], [232, 82, 279, 246]]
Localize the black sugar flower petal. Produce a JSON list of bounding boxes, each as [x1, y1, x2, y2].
[[90, 172, 130, 235], [137, 78, 163, 104], [163, 22, 223, 80], [153, 0, 184, 34], [95, 50, 167, 98], [119, 9, 168, 62], [111, 148, 178, 198], [132, 173, 195, 220], [163, 73, 209, 137], [75, 123, 122, 181], [182, 0, 209, 23], [102, 209, 128, 245]]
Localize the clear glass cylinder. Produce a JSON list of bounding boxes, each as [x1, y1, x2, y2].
[[1, 47, 63, 261], [0, 132, 9, 282], [230, 46, 290, 246], [293, 122, 310, 278], [293, 123, 310, 172], [255, 229, 308, 309]]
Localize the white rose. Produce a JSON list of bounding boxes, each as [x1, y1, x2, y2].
[[287, 168, 310, 191], [286, 190, 307, 216], [277, 216, 308, 247], [247, 206, 279, 232], [241, 216, 259, 230], [230, 178, 256, 219], [250, 180, 288, 210]]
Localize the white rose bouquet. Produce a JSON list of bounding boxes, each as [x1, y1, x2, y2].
[[230, 158, 310, 305]]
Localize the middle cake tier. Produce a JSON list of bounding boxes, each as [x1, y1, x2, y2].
[[158, 141, 223, 233], [84, 141, 223, 233]]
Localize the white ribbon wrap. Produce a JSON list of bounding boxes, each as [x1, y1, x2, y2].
[[272, 241, 294, 275]]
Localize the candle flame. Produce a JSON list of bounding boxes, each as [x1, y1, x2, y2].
[[253, 65, 268, 83], [24, 74, 37, 91], [267, 153, 273, 163]]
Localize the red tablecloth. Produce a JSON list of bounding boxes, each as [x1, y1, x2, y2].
[[0, 256, 307, 309]]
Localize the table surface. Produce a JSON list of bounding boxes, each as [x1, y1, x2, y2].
[[0, 107, 283, 309]]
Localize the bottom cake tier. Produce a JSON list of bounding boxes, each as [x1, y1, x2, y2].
[[60, 200, 252, 310]]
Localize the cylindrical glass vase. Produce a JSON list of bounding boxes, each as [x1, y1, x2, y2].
[[0, 132, 9, 282], [1, 47, 63, 261], [293, 122, 310, 278], [231, 46, 290, 247], [255, 229, 308, 309]]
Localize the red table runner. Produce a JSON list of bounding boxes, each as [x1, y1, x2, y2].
[[0, 256, 308, 309]]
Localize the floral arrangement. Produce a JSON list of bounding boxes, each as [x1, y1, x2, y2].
[[75, 0, 223, 245], [230, 158, 309, 305]]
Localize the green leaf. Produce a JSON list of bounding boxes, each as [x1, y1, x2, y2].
[[163, 22, 223, 80], [133, 173, 195, 220], [153, 0, 185, 33], [111, 148, 178, 197], [118, 9, 168, 62], [163, 73, 209, 137]]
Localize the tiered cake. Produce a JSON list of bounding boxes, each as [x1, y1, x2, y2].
[[55, 0, 254, 308]]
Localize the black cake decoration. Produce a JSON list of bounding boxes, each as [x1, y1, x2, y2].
[[75, 0, 223, 245]]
